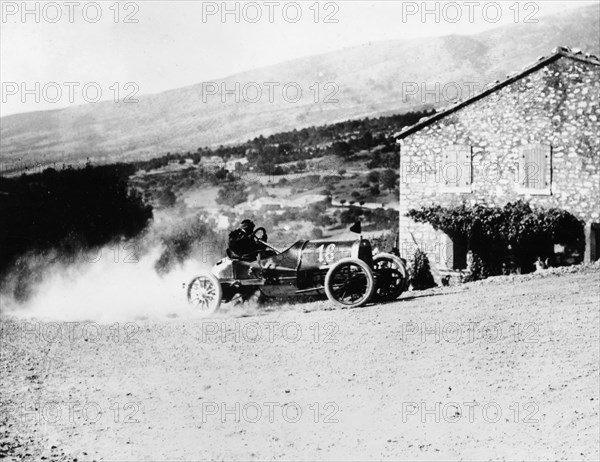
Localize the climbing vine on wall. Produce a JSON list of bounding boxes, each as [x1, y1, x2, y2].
[[407, 200, 584, 277]]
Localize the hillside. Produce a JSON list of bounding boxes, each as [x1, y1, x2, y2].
[[1, 4, 598, 168]]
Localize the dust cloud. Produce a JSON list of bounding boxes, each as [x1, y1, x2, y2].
[[0, 245, 213, 323]]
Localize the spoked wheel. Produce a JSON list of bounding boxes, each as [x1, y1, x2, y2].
[[187, 273, 222, 317], [325, 258, 375, 308], [372, 253, 408, 302]]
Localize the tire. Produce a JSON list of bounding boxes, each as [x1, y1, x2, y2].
[[325, 258, 375, 308], [372, 253, 408, 302], [187, 273, 223, 317]]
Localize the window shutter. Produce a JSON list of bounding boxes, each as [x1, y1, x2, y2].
[[520, 144, 551, 189], [531, 144, 546, 189], [443, 145, 458, 187], [541, 144, 551, 188], [443, 145, 471, 189], [456, 145, 472, 189], [519, 146, 528, 188]]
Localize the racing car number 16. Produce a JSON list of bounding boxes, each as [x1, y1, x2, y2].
[[317, 244, 337, 264]]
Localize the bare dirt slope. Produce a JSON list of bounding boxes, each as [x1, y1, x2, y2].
[[1, 267, 599, 461]]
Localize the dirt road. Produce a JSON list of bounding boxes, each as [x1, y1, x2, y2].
[[2, 267, 599, 461]]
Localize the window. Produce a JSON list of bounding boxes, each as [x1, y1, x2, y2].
[[441, 145, 472, 193], [518, 144, 552, 194]]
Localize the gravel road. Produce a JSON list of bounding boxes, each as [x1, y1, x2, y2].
[[1, 266, 599, 461]]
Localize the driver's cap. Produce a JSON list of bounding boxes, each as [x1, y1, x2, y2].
[[240, 219, 255, 231]]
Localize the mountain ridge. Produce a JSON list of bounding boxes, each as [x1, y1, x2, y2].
[[1, 4, 598, 168]]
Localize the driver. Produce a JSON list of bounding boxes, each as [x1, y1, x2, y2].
[[227, 219, 269, 261]]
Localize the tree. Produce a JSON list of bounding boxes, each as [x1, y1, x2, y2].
[[380, 169, 397, 190], [0, 164, 153, 298], [332, 141, 352, 158], [367, 170, 380, 183]]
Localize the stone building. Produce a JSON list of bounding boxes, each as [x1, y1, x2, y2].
[[394, 47, 600, 271]]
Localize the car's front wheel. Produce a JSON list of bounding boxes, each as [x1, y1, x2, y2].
[[187, 273, 222, 317], [324, 258, 375, 308]]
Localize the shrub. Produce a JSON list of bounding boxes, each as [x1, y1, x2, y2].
[[410, 248, 436, 290], [216, 181, 247, 207], [340, 206, 362, 224], [462, 252, 489, 282]]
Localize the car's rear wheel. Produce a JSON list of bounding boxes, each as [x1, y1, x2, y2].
[[325, 258, 375, 308], [372, 253, 408, 302], [187, 273, 222, 317]]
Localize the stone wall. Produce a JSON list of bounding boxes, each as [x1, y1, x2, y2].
[[397, 56, 600, 267]]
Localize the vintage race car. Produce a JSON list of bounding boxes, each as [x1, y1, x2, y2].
[[186, 226, 408, 317]]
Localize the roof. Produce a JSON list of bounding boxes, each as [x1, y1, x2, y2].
[[394, 46, 600, 140]]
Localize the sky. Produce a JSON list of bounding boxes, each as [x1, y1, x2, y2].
[[1, 0, 597, 116]]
